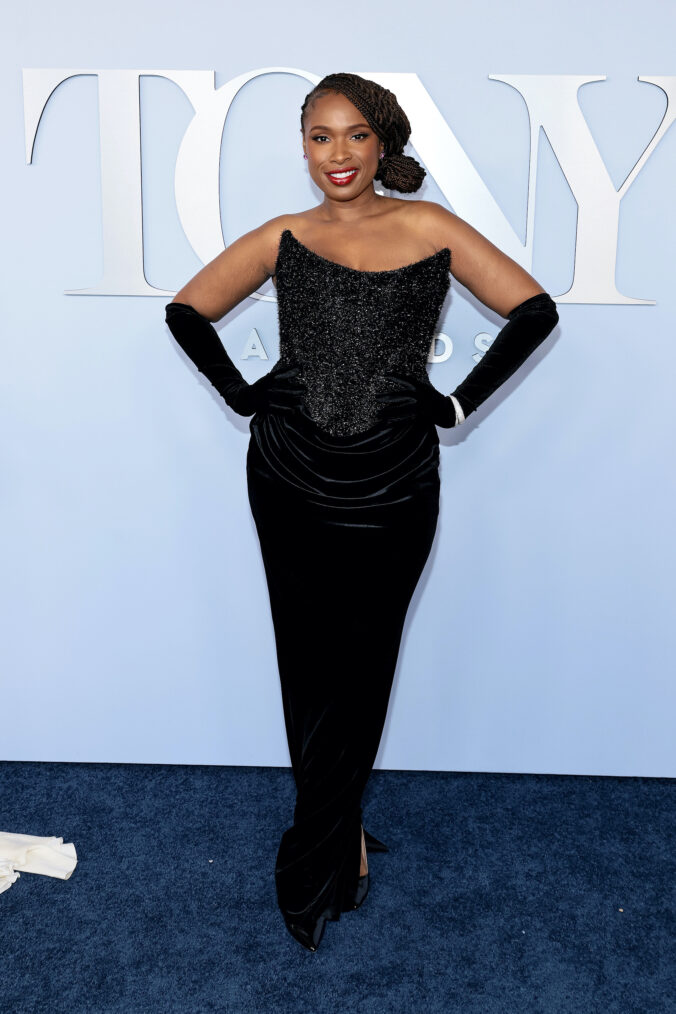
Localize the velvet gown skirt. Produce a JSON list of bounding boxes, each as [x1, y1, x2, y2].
[[246, 403, 440, 939]]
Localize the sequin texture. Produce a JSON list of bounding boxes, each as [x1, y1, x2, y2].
[[275, 229, 451, 437]]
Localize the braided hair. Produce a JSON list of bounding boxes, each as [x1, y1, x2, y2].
[[300, 72, 426, 194]]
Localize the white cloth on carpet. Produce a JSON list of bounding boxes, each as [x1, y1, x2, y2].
[[0, 832, 77, 894]]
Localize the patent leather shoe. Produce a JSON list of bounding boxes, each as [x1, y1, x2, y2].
[[351, 870, 370, 910], [363, 828, 389, 853], [284, 913, 327, 953]]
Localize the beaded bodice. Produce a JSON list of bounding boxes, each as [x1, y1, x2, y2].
[[275, 229, 451, 437]]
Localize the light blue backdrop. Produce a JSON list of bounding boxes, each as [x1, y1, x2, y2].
[[2, 0, 675, 775]]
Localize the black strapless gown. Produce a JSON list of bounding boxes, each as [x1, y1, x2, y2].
[[246, 229, 451, 950]]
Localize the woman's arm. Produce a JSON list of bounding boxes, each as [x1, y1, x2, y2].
[[376, 203, 559, 428], [423, 202, 546, 315], [170, 218, 284, 321], [426, 202, 559, 421], [165, 218, 305, 418]]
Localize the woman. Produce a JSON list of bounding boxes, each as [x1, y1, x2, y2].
[[165, 72, 559, 953]]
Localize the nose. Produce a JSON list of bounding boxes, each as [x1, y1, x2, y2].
[[328, 142, 354, 165]]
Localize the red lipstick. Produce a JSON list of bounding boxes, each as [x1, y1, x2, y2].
[[325, 168, 359, 186]]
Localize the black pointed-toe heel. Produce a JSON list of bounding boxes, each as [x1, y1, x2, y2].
[[363, 828, 389, 853], [285, 914, 327, 953]]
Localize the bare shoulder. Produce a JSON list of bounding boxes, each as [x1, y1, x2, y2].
[[401, 200, 465, 248], [392, 199, 462, 256], [253, 211, 333, 275], [403, 198, 510, 255], [404, 200, 546, 317], [171, 214, 300, 322], [225, 213, 304, 276]]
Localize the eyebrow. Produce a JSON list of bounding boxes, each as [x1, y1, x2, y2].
[[308, 123, 371, 131]]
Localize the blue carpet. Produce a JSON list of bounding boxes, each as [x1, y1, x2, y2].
[[1, 761, 674, 1013]]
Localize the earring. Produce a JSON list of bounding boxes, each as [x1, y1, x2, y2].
[[379, 151, 385, 159], [303, 153, 308, 159]]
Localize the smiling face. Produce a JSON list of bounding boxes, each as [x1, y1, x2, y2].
[[301, 91, 385, 201]]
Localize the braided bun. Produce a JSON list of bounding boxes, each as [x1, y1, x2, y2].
[[376, 152, 426, 194]]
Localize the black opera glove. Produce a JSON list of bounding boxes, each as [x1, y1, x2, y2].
[[165, 301, 306, 417], [450, 291, 559, 418], [375, 374, 457, 426], [375, 291, 559, 427]]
